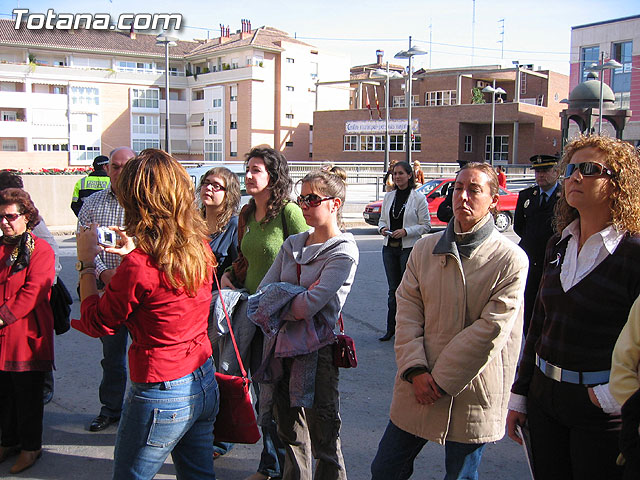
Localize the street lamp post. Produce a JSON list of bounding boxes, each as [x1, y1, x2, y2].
[[156, 33, 177, 154], [372, 63, 402, 174], [394, 37, 427, 164], [482, 80, 506, 167], [586, 53, 622, 135]]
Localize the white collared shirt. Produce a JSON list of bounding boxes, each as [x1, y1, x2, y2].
[[509, 219, 627, 415], [559, 219, 625, 292]]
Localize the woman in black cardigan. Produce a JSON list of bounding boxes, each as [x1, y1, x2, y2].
[[506, 135, 640, 480]]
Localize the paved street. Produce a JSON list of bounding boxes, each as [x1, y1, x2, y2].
[[1, 223, 531, 480]]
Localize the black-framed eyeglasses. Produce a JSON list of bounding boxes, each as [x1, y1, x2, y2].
[[0, 213, 23, 222], [296, 194, 335, 208], [565, 162, 613, 178], [201, 181, 226, 192]]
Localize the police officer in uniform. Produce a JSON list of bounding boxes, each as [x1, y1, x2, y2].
[[514, 154, 560, 335], [70, 155, 110, 216]]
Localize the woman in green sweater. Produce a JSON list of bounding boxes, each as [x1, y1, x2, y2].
[[220, 146, 307, 480]]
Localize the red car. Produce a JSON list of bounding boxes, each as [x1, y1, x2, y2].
[[363, 178, 518, 233]]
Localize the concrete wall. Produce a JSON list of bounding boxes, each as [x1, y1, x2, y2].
[[21, 174, 80, 228]]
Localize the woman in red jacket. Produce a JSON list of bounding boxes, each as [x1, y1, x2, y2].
[[74, 149, 219, 480], [0, 188, 55, 474]]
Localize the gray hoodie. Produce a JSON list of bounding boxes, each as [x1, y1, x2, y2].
[[259, 230, 359, 330]]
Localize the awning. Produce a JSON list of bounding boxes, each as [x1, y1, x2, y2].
[[30, 79, 68, 86], [172, 140, 189, 153], [190, 140, 204, 152], [160, 113, 187, 126], [187, 113, 204, 126]]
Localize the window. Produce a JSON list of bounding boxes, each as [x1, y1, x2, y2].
[[286, 86, 295, 92], [208, 119, 218, 135], [411, 95, 419, 107], [204, 140, 223, 161], [132, 139, 160, 151], [359, 135, 384, 151], [485, 135, 509, 162], [71, 113, 98, 134], [310, 62, 318, 79], [230, 85, 238, 101], [33, 142, 68, 151], [612, 41, 632, 109], [85, 113, 94, 132], [133, 115, 159, 135], [71, 86, 99, 106], [411, 134, 421, 152], [192, 90, 204, 101], [72, 144, 101, 161], [344, 135, 358, 151], [392, 96, 406, 108], [231, 58, 239, 69], [389, 135, 404, 151], [286, 57, 295, 64], [117, 61, 154, 73], [230, 121, 237, 129], [464, 135, 472, 153], [132, 89, 159, 108], [212, 98, 222, 108], [580, 46, 599, 82], [426, 90, 457, 106], [285, 141, 294, 147], [1, 111, 17, 121], [285, 114, 294, 119], [52, 86, 66, 94], [2, 140, 18, 151]]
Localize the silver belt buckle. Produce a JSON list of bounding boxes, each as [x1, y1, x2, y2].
[[537, 354, 563, 382]]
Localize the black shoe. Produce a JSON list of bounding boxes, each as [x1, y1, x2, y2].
[[43, 389, 53, 405], [89, 414, 119, 432], [378, 332, 394, 341]]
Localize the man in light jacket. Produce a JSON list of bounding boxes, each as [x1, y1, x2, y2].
[[371, 162, 528, 479]]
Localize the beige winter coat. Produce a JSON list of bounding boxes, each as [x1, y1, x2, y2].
[[390, 219, 528, 444]]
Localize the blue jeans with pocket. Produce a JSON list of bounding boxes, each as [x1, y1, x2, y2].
[[113, 357, 219, 480], [371, 420, 486, 480]]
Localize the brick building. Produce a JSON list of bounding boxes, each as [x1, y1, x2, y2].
[[313, 64, 569, 165], [0, 18, 349, 170], [570, 15, 639, 144]]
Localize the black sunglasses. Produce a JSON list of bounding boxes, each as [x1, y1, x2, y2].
[[201, 181, 226, 192], [296, 194, 335, 208], [565, 162, 613, 178], [0, 213, 23, 222]]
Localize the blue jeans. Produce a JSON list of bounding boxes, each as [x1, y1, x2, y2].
[[99, 326, 129, 418], [371, 421, 486, 480], [382, 246, 412, 334], [113, 358, 219, 480]]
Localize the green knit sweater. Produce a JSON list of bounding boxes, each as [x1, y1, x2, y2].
[[241, 202, 308, 294]]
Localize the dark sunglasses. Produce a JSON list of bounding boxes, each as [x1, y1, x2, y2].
[[0, 213, 23, 222], [201, 181, 226, 192], [565, 162, 613, 178], [296, 194, 335, 208]]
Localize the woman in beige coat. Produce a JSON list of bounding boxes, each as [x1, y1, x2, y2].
[[371, 162, 528, 480]]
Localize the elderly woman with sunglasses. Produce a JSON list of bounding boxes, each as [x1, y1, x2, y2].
[[0, 188, 55, 474], [507, 135, 640, 479]]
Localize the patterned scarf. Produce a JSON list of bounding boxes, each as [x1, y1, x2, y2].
[[3, 230, 34, 274]]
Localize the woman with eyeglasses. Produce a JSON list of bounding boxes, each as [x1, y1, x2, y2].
[[506, 135, 640, 479], [74, 150, 219, 479], [220, 146, 307, 480], [199, 167, 241, 282], [378, 161, 430, 341], [0, 188, 55, 474], [256, 166, 358, 480]]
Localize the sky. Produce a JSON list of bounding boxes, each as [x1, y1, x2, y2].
[[1, 0, 639, 75]]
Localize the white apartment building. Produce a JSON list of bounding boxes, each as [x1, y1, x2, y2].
[[0, 19, 350, 170]]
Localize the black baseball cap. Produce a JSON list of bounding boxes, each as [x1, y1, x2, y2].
[[93, 156, 109, 169]]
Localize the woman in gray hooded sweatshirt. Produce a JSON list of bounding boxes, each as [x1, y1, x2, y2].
[[257, 166, 359, 480]]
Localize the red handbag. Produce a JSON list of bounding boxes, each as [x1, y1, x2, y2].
[[212, 275, 261, 444], [333, 314, 358, 368], [295, 264, 357, 369]]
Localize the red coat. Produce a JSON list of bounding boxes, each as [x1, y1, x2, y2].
[[0, 235, 55, 372]]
